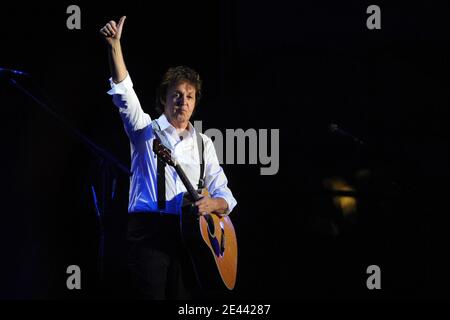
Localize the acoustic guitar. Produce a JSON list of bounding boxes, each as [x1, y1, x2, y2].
[[153, 139, 238, 290]]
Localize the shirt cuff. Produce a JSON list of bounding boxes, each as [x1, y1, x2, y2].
[[107, 73, 133, 95]]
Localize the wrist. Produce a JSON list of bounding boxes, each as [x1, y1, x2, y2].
[[108, 40, 121, 51], [213, 198, 221, 212], [213, 198, 228, 215]]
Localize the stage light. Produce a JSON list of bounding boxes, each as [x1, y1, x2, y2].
[[323, 177, 357, 217]]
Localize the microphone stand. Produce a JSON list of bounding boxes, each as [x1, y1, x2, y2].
[[6, 76, 131, 286]]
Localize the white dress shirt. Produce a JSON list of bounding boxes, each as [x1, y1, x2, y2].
[[107, 73, 237, 215]]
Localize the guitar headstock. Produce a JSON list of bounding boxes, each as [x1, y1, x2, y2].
[[153, 139, 176, 167]]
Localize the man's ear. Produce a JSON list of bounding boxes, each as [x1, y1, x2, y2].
[[159, 96, 166, 108]]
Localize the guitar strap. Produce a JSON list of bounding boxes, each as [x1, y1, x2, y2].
[[196, 131, 205, 189], [156, 145, 167, 211], [152, 120, 168, 211]]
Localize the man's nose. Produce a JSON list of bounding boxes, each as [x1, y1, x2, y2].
[[177, 95, 187, 107]]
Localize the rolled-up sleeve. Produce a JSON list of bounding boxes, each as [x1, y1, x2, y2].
[[107, 73, 151, 134], [203, 136, 237, 215]]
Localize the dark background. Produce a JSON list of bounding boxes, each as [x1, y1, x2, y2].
[[1, 0, 449, 299]]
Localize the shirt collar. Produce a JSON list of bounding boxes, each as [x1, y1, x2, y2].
[[157, 114, 195, 137]]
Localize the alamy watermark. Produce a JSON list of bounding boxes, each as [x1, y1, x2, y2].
[[366, 264, 381, 290], [66, 5, 81, 30], [193, 121, 279, 176], [366, 5, 381, 30], [66, 265, 81, 290]]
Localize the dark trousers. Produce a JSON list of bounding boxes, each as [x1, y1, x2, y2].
[[127, 213, 197, 300]]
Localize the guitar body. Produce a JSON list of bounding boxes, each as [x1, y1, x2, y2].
[[181, 189, 238, 290]]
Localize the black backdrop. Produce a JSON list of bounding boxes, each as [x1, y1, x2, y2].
[[1, 0, 449, 299]]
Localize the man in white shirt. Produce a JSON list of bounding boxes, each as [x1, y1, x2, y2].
[[100, 17, 237, 299]]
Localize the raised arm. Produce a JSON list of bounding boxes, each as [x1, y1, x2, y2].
[[100, 16, 128, 83], [99, 17, 151, 136]]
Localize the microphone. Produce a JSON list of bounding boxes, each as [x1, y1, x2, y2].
[[329, 123, 365, 145], [0, 67, 31, 77]]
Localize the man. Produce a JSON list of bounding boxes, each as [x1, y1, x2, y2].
[[99, 17, 237, 299]]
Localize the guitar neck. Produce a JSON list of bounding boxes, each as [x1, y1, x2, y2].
[[174, 164, 202, 202]]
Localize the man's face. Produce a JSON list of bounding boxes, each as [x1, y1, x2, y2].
[[164, 81, 196, 127]]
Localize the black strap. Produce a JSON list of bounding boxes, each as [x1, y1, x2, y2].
[[155, 138, 166, 210], [196, 132, 205, 189]]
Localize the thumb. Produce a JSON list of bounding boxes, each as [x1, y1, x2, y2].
[[117, 16, 126, 30]]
